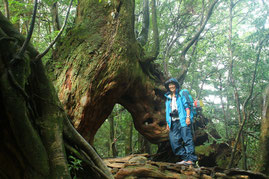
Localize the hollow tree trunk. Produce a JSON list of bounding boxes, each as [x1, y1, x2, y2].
[[50, 0, 168, 145]]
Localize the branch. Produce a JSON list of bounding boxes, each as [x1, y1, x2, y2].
[[228, 35, 267, 169], [35, 0, 73, 61], [15, 0, 38, 61], [177, 0, 219, 86], [137, 0, 149, 46], [181, 0, 219, 57], [140, 0, 159, 63], [233, 0, 244, 8], [242, 37, 267, 110], [65, 143, 111, 179], [150, 0, 160, 59], [204, 129, 230, 147], [63, 116, 114, 179], [51, 2, 61, 31], [244, 131, 259, 140], [3, 0, 10, 20]]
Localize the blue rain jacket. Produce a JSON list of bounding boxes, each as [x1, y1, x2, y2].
[[164, 78, 193, 128]]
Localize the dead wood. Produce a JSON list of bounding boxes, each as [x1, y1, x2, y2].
[[105, 154, 268, 179]]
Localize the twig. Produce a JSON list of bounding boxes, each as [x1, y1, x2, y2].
[[244, 131, 259, 140], [0, 36, 16, 42], [204, 129, 230, 147], [35, 0, 74, 61], [14, 0, 38, 61]]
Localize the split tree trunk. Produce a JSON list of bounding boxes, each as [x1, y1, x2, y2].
[[48, 0, 230, 168], [50, 0, 168, 145]]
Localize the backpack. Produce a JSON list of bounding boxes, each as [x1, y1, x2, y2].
[[194, 99, 204, 108], [180, 89, 197, 116]]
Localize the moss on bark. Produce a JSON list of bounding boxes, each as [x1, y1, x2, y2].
[[0, 12, 72, 178], [48, 0, 167, 145]]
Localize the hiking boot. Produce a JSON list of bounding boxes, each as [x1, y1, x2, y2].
[[184, 161, 194, 166], [176, 160, 187, 165]]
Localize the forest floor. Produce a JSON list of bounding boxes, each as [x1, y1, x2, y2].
[[104, 154, 268, 179]]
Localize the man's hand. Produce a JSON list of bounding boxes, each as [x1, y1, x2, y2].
[[186, 117, 191, 126], [166, 124, 170, 131]]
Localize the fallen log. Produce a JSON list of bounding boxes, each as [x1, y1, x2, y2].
[[104, 154, 268, 179]]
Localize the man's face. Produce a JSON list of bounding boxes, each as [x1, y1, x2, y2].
[[168, 83, 176, 93]]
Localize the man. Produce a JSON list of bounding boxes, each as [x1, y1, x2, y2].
[[164, 78, 197, 165]]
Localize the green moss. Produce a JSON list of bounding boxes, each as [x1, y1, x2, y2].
[[216, 154, 230, 168], [195, 145, 214, 157]]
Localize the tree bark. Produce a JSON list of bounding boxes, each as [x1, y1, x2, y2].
[[51, 2, 61, 31], [2, 0, 10, 19], [108, 114, 118, 157], [49, 0, 168, 145], [259, 85, 269, 175], [137, 0, 149, 46], [227, 0, 247, 169], [125, 119, 133, 155], [219, 74, 229, 140], [0, 13, 70, 177], [149, 0, 159, 59], [0, 11, 113, 179]]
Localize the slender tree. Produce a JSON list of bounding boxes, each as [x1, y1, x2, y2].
[[108, 114, 118, 157], [125, 119, 133, 155], [2, 0, 10, 19], [51, 2, 61, 31], [258, 85, 269, 175]]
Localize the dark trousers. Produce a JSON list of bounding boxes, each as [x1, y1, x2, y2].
[[169, 120, 197, 162]]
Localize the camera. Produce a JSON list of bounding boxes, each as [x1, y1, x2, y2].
[[170, 109, 179, 118]]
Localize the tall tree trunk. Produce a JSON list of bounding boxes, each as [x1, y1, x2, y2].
[[2, 0, 10, 19], [219, 74, 229, 140], [0, 13, 70, 177], [51, 2, 61, 31], [143, 137, 151, 154], [125, 120, 133, 155], [49, 0, 168, 145], [259, 85, 269, 175], [0, 12, 113, 179], [137, 0, 149, 46], [137, 134, 151, 154], [108, 114, 118, 157], [227, 0, 246, 169], [138, 133, 144, 153]]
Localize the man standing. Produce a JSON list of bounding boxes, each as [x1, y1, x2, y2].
[[164, 78, 197, 165]]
